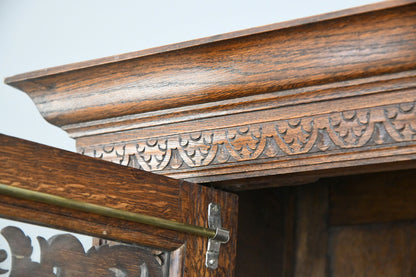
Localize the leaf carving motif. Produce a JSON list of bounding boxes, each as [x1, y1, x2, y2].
[[275, 118, 317, 154], [80, 101, 416, 172], [178, 132, 215, 166], [92, 144, 126, 165], [328, 110, 372, 147], [136, 139, 169, 170], [226, 126, 265, 160], [384, 102, 416, 141]]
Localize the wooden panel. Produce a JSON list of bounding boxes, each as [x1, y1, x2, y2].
[[4, 1, 416, 186], [0, 134, 238, 276], [329, 223, 416, 276], [0, 135, 182, 249], [294, 183, 329, 277], [295, 184, 328, 277], [235, 187, 296, 277], [330, 169, 416, 225], [232, 170, 416, 277], [178, 180, 238, 276]]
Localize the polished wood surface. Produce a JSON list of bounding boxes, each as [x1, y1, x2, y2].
[[0, 134, 238, 276], [6, 1, 413, 86], [5, 1, 416, 187]]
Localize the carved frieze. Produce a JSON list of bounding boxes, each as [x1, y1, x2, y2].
[[80, 101, 416, 178]]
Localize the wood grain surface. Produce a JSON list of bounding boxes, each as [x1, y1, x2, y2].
[[0, 134, 238, 276], [330, 169, 416, 226], [4, 1, 416, 187], [235, 187, 296, 277], [294, 183, 329, 277], [329, 223, 416, 276], [5, 1, 412, 85]]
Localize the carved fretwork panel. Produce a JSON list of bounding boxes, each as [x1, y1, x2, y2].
[[0, 226, 169, 277]]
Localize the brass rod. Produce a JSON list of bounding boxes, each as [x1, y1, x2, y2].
[[0, 183, 217, 239]]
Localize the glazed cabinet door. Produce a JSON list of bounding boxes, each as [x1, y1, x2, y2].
[[0, 134, 238, 276]]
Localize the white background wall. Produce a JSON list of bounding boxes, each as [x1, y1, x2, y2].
[[0, 0, 378, 272]]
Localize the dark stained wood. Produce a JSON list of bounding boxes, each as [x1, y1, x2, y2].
[[178, 179, 238, 276], [4, 1, 416, 187], [329, 223, 416, 276], [235, 187, 296, 277], [0, 134, 182, 248], [286, 169, 416, 277], [330, 169, 416, 225], [0, 134, 238, 276], [294, 183, 329, 277], [232, 170, 416, 276], [210, 160, 416, 191]]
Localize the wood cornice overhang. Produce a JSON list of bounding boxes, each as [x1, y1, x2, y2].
[[5, 1, 416, 188]]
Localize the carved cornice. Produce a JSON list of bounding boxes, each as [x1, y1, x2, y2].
[[5, 1, 416, 186]]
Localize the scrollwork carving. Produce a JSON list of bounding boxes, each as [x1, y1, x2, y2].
[[0, 226, 167, 276]]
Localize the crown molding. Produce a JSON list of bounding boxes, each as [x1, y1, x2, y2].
[[6, 1, 416, 188]]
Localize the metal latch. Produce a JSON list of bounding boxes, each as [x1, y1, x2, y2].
[[205, 203, 230, 269]]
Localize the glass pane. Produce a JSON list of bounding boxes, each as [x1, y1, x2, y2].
[[0, 218, 169, 276]]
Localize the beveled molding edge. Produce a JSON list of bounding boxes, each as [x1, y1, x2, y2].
[[65, 71, 416, 138], [79, 99, 416, 183], [4, 0, 412, 85], [5, 1, 416, 128]]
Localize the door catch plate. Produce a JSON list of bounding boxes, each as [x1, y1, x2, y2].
[[205, 203, 230, 269]]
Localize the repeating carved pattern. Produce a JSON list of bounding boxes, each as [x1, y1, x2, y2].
[[0, 226, 167, 276], [328, 110, 372, 147], [80, 101, 416, 172], [276, 118, 316, 154]]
